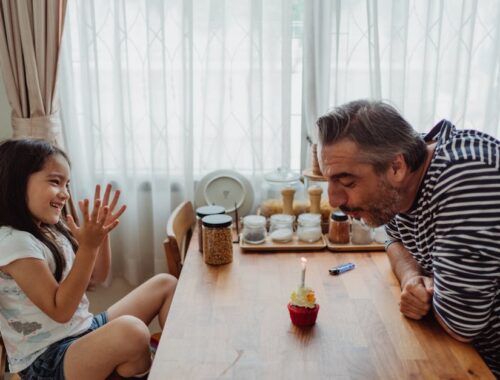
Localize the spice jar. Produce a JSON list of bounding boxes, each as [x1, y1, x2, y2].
[[373, 226, 388, 244], [202, 214, 233, 265], [242, 215, 267, 244], [297, 213, 322, 243], [351, 218, 373, 245], [269, 214, 294, 243], [329, 211, 350, 244], [196, 205, 226, 253]]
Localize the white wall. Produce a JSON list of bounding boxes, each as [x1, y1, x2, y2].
[[0, 74, 11, 139]]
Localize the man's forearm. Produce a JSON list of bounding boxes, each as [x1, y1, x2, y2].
[[386, 242, 423, 288]]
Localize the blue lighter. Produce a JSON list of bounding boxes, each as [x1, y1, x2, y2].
[[329, 262, 355, 275]]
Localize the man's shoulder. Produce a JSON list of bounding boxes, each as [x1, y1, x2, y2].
[[433, 124, 500, 168]]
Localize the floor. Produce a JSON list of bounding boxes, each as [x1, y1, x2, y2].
[[86, 277, 161, 333]]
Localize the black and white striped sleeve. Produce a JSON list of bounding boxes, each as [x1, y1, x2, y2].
[[431, 156, 500, 339]]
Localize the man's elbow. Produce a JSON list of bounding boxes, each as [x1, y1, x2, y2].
[[434, 310, 474, 342]]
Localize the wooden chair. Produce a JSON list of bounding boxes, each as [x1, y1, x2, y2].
[[0, 336, 6, 380], [0, 336, 20, 380], [163, 201, 196, 278]]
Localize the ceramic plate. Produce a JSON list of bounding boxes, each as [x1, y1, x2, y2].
[[195, 170, 254, 216]]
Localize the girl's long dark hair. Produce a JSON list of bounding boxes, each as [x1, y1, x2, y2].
[[0, 138, 78, 282]]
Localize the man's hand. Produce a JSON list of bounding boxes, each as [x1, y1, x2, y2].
[[400, 276, 434, 320]]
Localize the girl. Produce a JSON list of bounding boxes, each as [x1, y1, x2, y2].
[[0, 138, 177, 379]]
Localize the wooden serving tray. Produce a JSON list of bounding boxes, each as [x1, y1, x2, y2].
[[326, 236, 385, 252], [239, 234, 327, 252]]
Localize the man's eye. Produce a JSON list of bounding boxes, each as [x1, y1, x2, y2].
[[340, 181, 355, 188]]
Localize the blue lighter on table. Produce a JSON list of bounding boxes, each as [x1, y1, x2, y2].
[[329, 262, 355, 275]]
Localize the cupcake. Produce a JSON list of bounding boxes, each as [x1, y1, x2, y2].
[[288, 286, 319, 326]]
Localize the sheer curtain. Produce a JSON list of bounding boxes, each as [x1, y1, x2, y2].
[[60, 0, 500, 284], [59, 0, 300, 284], [302, 0, 500, 139]]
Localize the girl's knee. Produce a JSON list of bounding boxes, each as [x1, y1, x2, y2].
[[152, 273, 177, 292], [112, 315, 150, 349]]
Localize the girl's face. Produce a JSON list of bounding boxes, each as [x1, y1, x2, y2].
[[26, 154, 71, 226]]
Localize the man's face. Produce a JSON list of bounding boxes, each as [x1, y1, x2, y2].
[[319, 140, 403, 227]]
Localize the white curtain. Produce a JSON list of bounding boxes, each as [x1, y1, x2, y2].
[[60, 0, 500, 284], [302, 0, 500, 138], [59, 0, 299, 284]]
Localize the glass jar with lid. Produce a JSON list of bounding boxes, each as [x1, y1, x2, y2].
[[329, 211, 350, 244], [269, 214, 294, 243], [242, 215, 267, 244], [351, 218, 373, 245], [196, 205, 226, 253], [260, 167, 305, 218], [297, 213, 322, 243], [202, 214, 233, 265]]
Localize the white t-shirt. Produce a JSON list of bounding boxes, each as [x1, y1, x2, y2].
[[0, 226, 93, 373]]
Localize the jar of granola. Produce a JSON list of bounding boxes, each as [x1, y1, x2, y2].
[[202, 214, 233, 265], [196, 205, 226, 253]]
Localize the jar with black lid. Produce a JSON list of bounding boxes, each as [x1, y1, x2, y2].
[[329, 211, 350, 244], [196, 205, 226, 252], [202, 214, 233, 265]]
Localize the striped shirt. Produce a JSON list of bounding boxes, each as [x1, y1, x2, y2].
[[385, 120, 500, 376]]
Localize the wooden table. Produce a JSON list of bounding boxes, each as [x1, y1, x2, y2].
[[149, 232, 493, 379]]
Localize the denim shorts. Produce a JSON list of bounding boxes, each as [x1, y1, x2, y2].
[[19, 312, 108, 380]]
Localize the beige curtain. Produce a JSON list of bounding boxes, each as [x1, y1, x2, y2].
[[0, 0, 67, 145], [0, 0, 79, 223]]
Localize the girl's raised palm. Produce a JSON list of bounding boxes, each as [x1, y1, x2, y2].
[[98, 184, 127, 225], [66, 184, 125, 250]]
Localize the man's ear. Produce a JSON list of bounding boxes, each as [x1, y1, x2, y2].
[[388, 154, 407, 183]]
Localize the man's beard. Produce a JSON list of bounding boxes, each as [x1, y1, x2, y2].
[[340, 178, 402, 227]]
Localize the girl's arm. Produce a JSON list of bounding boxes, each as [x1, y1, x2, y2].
[[91, 234, 111, 284], [91, 184, 126, 284], [4, 191, 120, 323]]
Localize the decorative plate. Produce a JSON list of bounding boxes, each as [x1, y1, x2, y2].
[[195, 170, 254, 216]]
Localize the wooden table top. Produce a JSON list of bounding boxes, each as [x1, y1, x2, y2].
[[149, 232, 493, 379]]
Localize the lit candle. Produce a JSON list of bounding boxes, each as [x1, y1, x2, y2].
[[300, 257, 307, 288]]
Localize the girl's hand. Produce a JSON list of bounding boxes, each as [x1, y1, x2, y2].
[[99, 184, 127, 225], [66, 185, 123, 251]]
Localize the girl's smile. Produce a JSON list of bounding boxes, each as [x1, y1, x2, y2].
[[26, 154, 71, 226]]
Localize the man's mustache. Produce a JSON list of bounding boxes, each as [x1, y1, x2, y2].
[[340, 205, 363, 213]]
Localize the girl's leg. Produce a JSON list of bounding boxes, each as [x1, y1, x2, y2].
[[64, 315, 151, 380], [107, 273, 177, 329]]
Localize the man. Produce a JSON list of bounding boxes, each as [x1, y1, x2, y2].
[[316, 99, 499, 376]]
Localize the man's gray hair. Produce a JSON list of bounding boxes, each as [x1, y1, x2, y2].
[[316, 100, 427, 173]]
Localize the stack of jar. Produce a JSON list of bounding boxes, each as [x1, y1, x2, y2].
[[196, 205, 233, 265], [241, 212, 324, 244], [328, 211, 388, 244]]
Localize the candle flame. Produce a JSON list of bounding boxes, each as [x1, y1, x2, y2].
[[301, 257, 307, 264]]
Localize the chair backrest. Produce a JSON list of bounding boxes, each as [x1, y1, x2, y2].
[[163, 201, 196, 278], [0, 336, 6, 380]]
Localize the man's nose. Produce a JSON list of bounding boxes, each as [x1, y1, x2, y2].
[[328, 183, 347, 208]]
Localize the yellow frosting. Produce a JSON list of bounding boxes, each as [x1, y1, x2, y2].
[[290, 286, 316, 308]]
